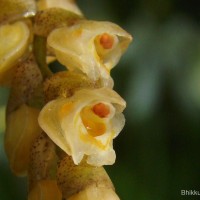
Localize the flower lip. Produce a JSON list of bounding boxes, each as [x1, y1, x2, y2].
[[80, 104, 108, 137]]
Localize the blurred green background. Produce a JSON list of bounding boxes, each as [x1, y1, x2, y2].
[[1, 0, 200, 199]]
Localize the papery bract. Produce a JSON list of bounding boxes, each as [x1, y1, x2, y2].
[[28, 180, 62, 200], [47, 20, 132, 86], [36, 0, 83, 16], [34, 8, 83, 37], [68, 185, 120, 200], [38, 88, 126, 166]]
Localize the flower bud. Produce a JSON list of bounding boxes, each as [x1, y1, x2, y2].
[[5, 104, 42, 176]]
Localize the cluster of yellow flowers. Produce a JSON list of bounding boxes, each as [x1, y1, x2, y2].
[[0, 0, 132, 199]]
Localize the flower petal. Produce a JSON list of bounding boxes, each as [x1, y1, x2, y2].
[[38, 98, 72, 155]]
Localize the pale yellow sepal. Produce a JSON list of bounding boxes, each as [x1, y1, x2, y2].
[[47, 20, 132, 85], [38, 88, 126, 166], [28, 133, 58, 189], [57, 155, 115, 199], [34, 8, 83, 37], [0, 0, 36, 24], [0, 21, 30, 85], [37, 0, 83, 16], [68, 185, 120, 200], [28, 180, 62, 200], [5, 104, 42, 176], [43, 71, 99, 101]]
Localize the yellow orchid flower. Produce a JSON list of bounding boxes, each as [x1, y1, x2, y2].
[[38, 88, 126, 166], [47, 20, 132, 86]]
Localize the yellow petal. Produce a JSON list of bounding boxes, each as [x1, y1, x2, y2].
[[38, 97, 72, 155], [5, 104, 42, 176], [0, 21, 30, 81]]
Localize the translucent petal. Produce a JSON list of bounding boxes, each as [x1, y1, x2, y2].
[[87, 148, 116, 166], [38, 98, 72, 155]]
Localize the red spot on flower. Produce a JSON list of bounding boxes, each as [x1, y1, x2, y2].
[[92, 103, 110, 118], [99, 33, 114, 49]]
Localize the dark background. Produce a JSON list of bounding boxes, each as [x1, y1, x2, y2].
[[1, 0, 200, 199]]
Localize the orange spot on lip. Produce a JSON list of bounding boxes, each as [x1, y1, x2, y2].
[[99, 33, 114, 49], [92, 103, 110, 118]]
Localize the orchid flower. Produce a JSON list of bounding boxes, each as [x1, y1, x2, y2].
[[38, 87, 126, 166], [47, 20, 132, 86]]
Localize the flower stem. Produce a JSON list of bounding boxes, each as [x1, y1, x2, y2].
[[33, 35, 52, 79]]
